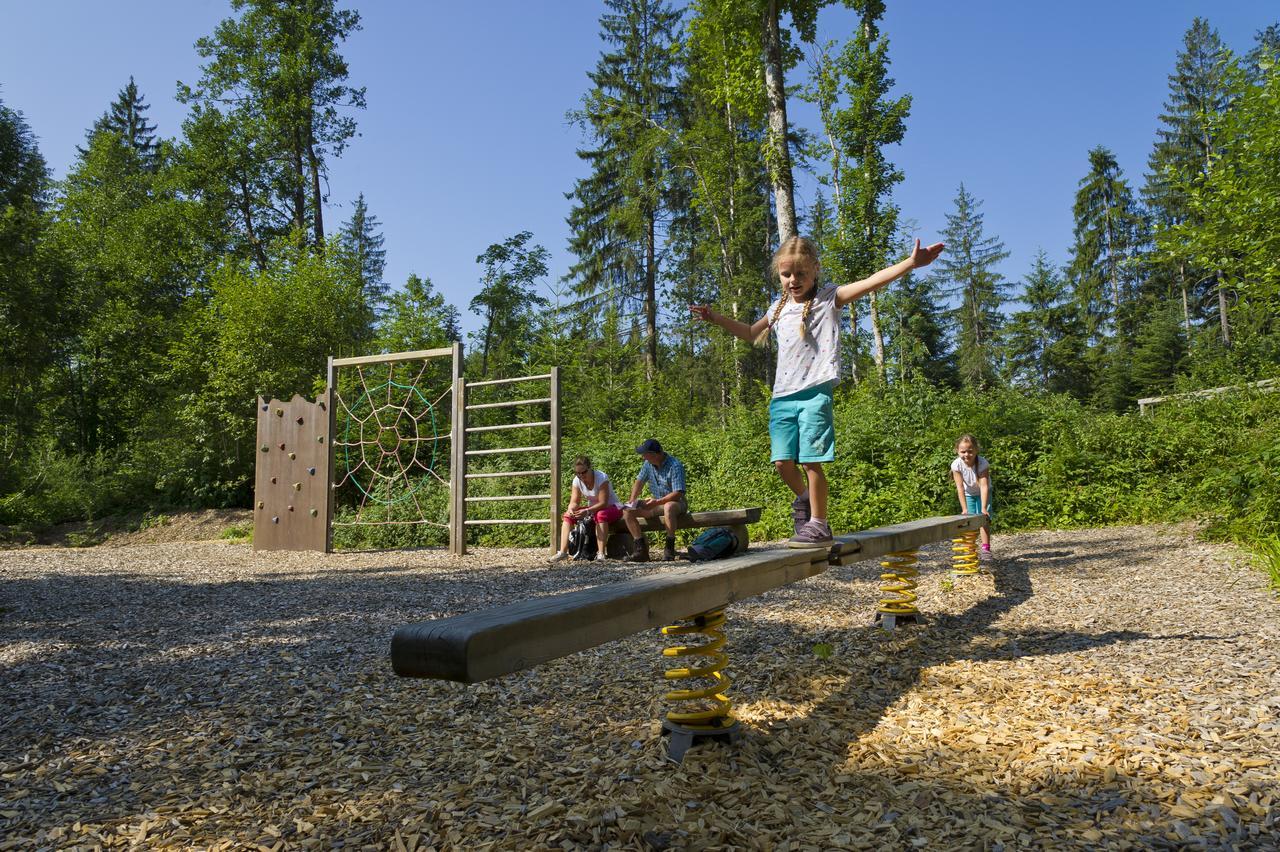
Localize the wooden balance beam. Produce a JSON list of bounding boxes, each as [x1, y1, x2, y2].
[[391, 514, 985, 683]]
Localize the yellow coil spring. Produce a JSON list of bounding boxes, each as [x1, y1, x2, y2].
[[951, 530, 980, 575], [877, 548, 920, 615], [661, 607, 734, 729]]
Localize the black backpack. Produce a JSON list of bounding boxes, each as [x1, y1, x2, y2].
[[687, 526, 737, 561], [567, 515, 597, 560]]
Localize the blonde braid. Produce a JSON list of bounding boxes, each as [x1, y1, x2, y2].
[[755, 291, 790, 345], [800, 294, 814, 338]]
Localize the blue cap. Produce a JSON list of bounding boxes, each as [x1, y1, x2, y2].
[[635, 438, 663, 454]]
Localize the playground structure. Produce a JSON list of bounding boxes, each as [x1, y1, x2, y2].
[[252, 345, 564, 553], [392, 513, 988, 761]]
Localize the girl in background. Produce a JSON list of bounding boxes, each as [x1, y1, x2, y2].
[[950, 434, 992, 556]]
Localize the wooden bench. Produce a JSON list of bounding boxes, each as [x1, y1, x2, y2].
[[603, 507, 761, 559]]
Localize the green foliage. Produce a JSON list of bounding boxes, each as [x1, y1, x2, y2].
[[164, 239, 373, 504]]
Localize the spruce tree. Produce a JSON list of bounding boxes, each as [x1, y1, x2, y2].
[[933, 184, 1009, 391], [565, 0, 683, 378], [1069, 146, 1143, 344], [81, 77, 159, 169], [1130, 303, 1188, 396], [339, 193, 387, 309], [0, 99, 59, 485], [1002, 251, 1086, 396], [1144, 19, 1234, 346]]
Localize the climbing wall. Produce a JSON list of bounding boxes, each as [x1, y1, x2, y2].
[[253, 394, 332, 551]]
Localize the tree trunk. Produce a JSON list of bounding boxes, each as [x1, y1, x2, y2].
[[1217, 274, 1231, 348], [763, 0, 796, 244], [291, 130, 307, 245], [237, 175, 269, 272], [1178, 260, 1191, 339], [868, 291, 885, 377], [644, 210, 657, 380], [308, 121, 325, 247]]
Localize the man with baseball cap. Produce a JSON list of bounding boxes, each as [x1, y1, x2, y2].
[[621, 438, 687, 562]]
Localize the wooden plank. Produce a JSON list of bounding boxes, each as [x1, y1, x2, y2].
[[827, 514, 987, 565], [466, 397, 552, 411], [391, 547, 831, 683], [465, 469, 551, 480], [608, 507, 762, 533], [467, 373, 553, 388], [463, 518, 548, 526], [464, 494, 551, 502], [331, 347, 455, 367], [465, 445, 553, 457], [465, 421, 552, 434]]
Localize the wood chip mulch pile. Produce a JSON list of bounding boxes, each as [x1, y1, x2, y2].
[[1, 523, 1277, 850]]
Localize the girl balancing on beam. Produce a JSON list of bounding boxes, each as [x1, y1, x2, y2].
[[692, 235, 944, 547]]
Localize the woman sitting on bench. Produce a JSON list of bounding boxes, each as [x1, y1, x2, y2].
[[550, 455, 623, 563]]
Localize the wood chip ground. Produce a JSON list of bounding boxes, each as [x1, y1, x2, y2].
[[1, 523, 1277, 850]]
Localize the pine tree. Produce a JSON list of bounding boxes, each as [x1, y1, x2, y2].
[[1130, 303, 1188, 396], [81, 77, 159, 169], [0, 98, 60, 483], [1069, 146, 1143, 344], [565, 0, 683, 378], [339, 193, 387, 309], [880, 254, 952, 387], [1144, 19, 1234, 346], [1247, 23, 1280, 84], [1002, 251, 1086, 395], [933, 184, 1009, 391]]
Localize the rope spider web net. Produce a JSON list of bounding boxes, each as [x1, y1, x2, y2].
[[331, 358, 453, 530]]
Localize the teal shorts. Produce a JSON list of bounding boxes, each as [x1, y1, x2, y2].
[[965, 494, 993, 521], [769, 384, 835, 463]]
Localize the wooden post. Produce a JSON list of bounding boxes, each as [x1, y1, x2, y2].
[[324, 356, 337, 553], [549, 367, 561, 553], [451, 374, 468, 555]]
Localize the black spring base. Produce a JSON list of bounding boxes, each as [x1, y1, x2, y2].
[[661, 718, 742, 763], [874, 611, 924, 632]]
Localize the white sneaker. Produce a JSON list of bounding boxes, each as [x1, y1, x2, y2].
[[595, 552, 607, 562], [549, 551, 569, 563]]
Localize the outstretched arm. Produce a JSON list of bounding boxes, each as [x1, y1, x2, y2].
[[835, 239, 945, 307], [691, 305, 770, 343]]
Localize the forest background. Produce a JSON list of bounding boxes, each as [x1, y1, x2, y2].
[[0, 0, 1277, 577]]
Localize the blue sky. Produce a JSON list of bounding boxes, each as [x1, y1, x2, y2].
[[3, 1, 1276, 336]]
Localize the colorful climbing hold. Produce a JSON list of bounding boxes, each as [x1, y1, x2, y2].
[[308, 467, 316, 475], [270, 477, 277, 484], [296, 416, 304, 425], [279, 442, 286, 450], [293, 482, 301, 491], [261, 445, 269, 453], [272, 516, 279, 524], [257, 501, 264, 509], [309, 508, 318, 517], [275, 408, 284, 417], [288, 452, 296, 460]]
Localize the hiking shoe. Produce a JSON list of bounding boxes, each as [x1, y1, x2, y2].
[[595, 551, 608, 562], [622, 540, 649, 563], [549, 551, 569, 563], [791, 491, 811, 536], [788, 519, 834, 548], [663, 538, 677, 562]]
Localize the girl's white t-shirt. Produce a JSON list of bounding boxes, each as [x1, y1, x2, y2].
[[950, 456, 991, 496], [572, 470, 620, 507], [760, 284, 842, 398]]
